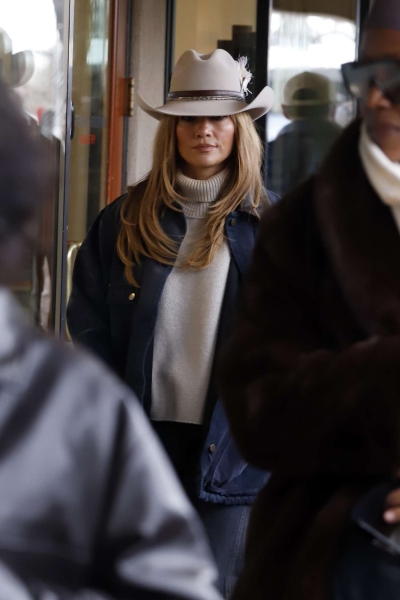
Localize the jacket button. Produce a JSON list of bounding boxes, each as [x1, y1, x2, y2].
[[230, 218, 237, 226], [128, 293, 136, 301], [209, 444, 217, 453]]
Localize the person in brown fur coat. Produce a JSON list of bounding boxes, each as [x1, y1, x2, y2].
[[218, 1, 400, 599]]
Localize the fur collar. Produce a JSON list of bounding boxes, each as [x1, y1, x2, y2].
[[314, 119, 400, 336]]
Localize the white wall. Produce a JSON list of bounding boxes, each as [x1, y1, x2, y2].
[[127, 0, 166, 184]]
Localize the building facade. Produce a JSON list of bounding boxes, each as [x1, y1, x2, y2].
[[1, 0, 370, 334]]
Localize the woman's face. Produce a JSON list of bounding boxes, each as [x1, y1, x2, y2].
[[176, 116, 235, 180], [361, 28, 400, 161]]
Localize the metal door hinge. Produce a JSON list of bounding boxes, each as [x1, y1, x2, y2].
[[124, 78, 134, 116]]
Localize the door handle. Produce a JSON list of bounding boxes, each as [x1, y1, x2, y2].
[[70, 100, 75, 140], [67, 241, 82, 300], [66, 241, 82, 341]]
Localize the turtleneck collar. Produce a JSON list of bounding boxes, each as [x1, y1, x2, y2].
[[176, 168, 229, 218], [359, 122, 400, 207]]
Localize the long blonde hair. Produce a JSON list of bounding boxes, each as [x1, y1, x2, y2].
[[117, 112, 267, 285]]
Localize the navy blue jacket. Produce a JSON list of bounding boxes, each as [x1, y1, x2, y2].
[[67, 191, 274, 505]]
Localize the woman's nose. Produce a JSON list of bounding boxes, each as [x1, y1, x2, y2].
[[195, 117, 211, 136], [365, 84, 392, 110]]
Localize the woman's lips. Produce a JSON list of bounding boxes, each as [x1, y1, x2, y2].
[[192, 145, 217, 152]]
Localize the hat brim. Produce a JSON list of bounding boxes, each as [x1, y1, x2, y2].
[[137, 86, 275, 121]]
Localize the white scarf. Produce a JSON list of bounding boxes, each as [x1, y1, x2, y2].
[[359, 122, 400, 231]]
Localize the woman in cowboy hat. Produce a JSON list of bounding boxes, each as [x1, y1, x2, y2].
[[67, 48, 275, 597]]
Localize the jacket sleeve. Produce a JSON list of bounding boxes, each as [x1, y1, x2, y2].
[[0, 369, 222, 600], [218, 192, 400, 478], [66, 204, 118, 367], [0, 560, 112, 600]]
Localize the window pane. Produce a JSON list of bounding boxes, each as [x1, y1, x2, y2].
[[64, 0, 111, 340], [175, 0, 257, 94], [0, 0, 67, 330], [267, 3, 357, 197], [68, 0, 110, 245], [175, 0, 257, 57]]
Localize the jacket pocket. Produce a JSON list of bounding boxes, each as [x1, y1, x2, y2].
[[205, 401, 270, 497], [210, 435, 263, 495], [211, 436, 247, 485]]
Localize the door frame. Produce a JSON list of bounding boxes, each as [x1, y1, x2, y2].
[[107, 0, 130, 203], [54, 0, 75, 337], [56, 0, 131, 336]]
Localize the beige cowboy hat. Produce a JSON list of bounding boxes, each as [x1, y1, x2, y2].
[[138, 49, 275, 121]]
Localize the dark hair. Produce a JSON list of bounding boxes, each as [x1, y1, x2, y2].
[[0, 79, 42, 239]]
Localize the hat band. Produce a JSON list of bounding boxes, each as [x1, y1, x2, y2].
[[167, 89, 246, 102]]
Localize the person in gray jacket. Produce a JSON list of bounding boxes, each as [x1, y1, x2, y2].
[[0, 80, 222, 600]]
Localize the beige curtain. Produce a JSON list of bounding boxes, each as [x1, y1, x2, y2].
[[273, 0, 357, 20]]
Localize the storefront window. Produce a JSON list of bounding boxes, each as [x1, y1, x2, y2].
[[0, 0, 127, 336], [68, 0, 110, 246], [267, 4, 357, 196], [0, 0, 67, 329]]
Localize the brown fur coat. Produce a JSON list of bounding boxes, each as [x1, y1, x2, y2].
[[219, 119, 400, 600]]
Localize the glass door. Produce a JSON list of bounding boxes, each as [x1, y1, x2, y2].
[[68, 0, 111, 248], [0, 0, 72, 332], [65, 0, 128, 337], [0, 0, 128, 336]]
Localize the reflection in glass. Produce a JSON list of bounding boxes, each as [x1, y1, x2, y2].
[[64, 0, 110, 339], [0, 0, 65, 330], [267, 7, 357, 197], [68, 0, 110, 244]]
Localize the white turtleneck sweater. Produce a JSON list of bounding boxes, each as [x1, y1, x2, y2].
[[150, 169, 231, 425], [359, 122, 400, 230]]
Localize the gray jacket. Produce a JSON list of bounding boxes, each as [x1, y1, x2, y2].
[[0, 288, 222, 600]]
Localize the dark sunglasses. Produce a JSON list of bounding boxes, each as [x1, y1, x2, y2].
[[341, 59, 400, 104]]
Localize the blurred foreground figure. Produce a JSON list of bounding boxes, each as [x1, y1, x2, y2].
[[219, 1, 400, 599], [0, 80, 221, 600], [269, 71, 342, 196]]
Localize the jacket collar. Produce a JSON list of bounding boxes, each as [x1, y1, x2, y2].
[[314, 119, 400, 336]]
